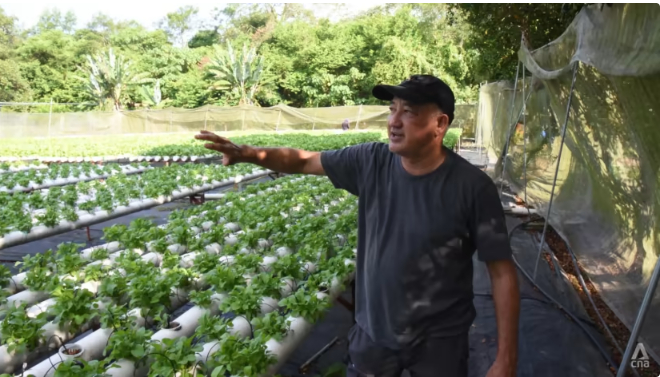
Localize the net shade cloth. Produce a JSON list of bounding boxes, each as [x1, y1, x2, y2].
[[0, 104, 476, 138], [476, 3, 660, 362]]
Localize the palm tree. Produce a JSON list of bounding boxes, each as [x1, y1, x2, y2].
[[77, 48, 150, 111], [206, 41, 267, 106]]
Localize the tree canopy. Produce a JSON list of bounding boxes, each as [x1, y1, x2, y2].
[[0, 3, 584, 112]]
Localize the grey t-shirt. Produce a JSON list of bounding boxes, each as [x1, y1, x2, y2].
[[320, 142, 511, 349]]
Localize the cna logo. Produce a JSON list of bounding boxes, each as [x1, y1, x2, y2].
[[630, 343, 650, 369]]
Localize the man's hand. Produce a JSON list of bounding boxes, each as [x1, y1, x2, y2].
[[194, 130, 248, 166], [194, 130, 324, 175], [486, 358, 516, 377]]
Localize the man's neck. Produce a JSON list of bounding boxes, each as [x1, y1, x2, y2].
[[400, 146, 447, 176]]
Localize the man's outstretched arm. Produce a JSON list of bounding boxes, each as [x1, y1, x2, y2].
[[195, 130, 325, 175], [486, 259, 520, 377]]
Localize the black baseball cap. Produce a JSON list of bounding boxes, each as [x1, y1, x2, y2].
[[372, 74, 456, 125]]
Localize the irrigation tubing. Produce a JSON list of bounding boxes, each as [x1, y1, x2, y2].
[[508, 220, 621, 374]]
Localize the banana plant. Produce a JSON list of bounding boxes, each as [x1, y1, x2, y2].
[[77, 48, 151, 111], [206, 41, 268, 106]]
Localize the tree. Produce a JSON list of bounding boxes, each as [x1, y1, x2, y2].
[[77, 48, 150, 111], [448, 4, 583, 82], [33, 8, 77, 35], [158, 6, 199, 48], [206, 42, 267, 106], [188, 29, 221, 48]]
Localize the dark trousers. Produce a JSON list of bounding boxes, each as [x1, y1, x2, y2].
[[346, 324, 469, 377]]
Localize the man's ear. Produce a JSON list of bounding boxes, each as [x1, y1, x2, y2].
[[436, 111, 449, 136]]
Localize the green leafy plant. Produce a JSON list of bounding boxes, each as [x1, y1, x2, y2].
[[207, 335, 276, 377], [206, 265, 244, 293], [0, 303, 47, 353], [98, 271, 129, 304], [55, 242, 86, 276], [250, 272, 283, 299], [54, 359, 113, 376], [83, 263, 110, 282], [251, 311, 289, 342], [221, 285, 263, 319], [189, 290, 213, 308], [90, 246, 110, 260], [0, 265, 11, 289], [104, 327, 153, 361], [278, 288, 330, 323], [147, 336, 202, 377], [99, 304, 132, 330], [48, 283, 99, 334], [195, 313, 230, 342]]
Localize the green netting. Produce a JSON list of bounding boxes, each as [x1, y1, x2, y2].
[[476, 3, 660, 362], [0, 103, 476, 138]]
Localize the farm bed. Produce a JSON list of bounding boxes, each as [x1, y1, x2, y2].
[[0, 174, 357, 377], [0, 164, 270, 249]]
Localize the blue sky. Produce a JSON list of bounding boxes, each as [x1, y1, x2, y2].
[[2, 1, 379, 31]]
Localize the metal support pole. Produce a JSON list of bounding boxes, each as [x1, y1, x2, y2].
[[355, 104, 363, 130], [275, 108, 282, 131], [312, 107, 317, 131], [532, 62, 579, 281], [169, 109, 173, 132], [616, 256, 660, 377], [203, 107, 208, 130], [498, 61, 521, 196], [522, 67, 528, 207], [48, 98, 53, 155], [241, 107, 246, 131], [483, 92, 502, 167]]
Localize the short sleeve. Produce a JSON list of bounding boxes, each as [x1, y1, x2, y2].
[[320, 143, 374, 196], [469, 180, 512, 262]]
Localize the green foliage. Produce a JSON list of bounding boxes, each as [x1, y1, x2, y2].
[[207, 335, 276, 377], [76, 48, 151, 110], [206, 41, 267, 106], [48, 283, 98, 334], [148, 337, 202, 377], [221, 285, 263, 319], [54, 359, 112, 377], [251, 311, 289, 341], [189, 289, 213, 308], [448, 4, 582, 82], [0, 302, 47, 353], [278, 288, 330, 323], [0, 3, 517, 109], [104, 326, 153, 361]]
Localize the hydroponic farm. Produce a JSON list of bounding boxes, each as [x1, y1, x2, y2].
[[0, 133, 373, 377]]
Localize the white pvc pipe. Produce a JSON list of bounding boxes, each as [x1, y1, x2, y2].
[[104, 293, 226, 377], [0, 170, 273, 250], [6, 167, 150, 194]]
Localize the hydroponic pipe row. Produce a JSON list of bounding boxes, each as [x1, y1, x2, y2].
[[1, 180, 289, 373], [2, 165, 150, 194], [10, 175, 356, 375], [0, 168, 273, 250], [0, 155, 218, 164]]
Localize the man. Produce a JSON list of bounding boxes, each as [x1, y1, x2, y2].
[[342, 118, 351, 131], [195, 74, 520, 377]]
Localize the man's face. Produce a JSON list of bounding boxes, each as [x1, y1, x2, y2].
[[387, 97, 449, 157]]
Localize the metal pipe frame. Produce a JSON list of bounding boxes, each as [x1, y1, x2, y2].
[[532, 62, 579, 281]]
